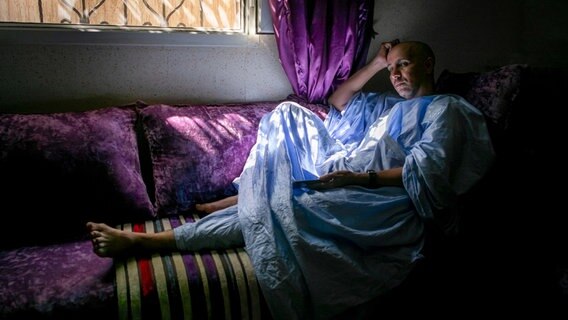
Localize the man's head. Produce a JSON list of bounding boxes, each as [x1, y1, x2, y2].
[[386, 41, 435, 99]]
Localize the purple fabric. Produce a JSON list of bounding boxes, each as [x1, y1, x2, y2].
[[436, 64, 527, 129], [269, 0, 375, 103], [0, 240, 115, 319], [0, 107, 155, 248], [139, 101, 328, 216], [435, 64, 527, 155]]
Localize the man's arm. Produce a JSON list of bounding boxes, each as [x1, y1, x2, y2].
[[310, 167, 403, 189], [328, 39, 399, 112]]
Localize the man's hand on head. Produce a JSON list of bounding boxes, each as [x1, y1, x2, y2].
[[381, 39, 400, 58], [371, 39, 400, 68]]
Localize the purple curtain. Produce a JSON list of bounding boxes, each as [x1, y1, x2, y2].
[[269, 0, 375, 103]]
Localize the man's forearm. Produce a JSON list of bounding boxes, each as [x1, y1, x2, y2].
[[328, 39, 398, 112], [351, 167, 403, 188], [328, 57, 387, 112]]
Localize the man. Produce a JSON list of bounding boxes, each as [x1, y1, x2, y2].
[[87, 40, 494, 319]]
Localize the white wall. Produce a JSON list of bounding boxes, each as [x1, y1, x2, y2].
[[365, 0, 567, 91], [1, 0, 566, 113], [370, 0, 519, 90], [0, 35, 292, 113]]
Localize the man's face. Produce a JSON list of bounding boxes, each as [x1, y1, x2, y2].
[[386, 44, 430, 99]]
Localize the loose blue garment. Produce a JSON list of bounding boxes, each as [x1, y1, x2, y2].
[[324, 91, 403, 149], [236, 93, 494, 319]]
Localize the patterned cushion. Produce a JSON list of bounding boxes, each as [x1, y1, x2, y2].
[[138, 102, 279, 216], [138, 101, 329, 216], [0, 240, 116, 318], [0, 107, 155, 248], [436, 64, 527, 130]]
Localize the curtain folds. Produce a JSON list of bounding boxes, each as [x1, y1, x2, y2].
[[269, 0, 375, 103]]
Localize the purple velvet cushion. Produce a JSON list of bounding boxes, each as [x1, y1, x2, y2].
[[0, 107, 155, 247], [139, 101, 329, 216], [0, 240, 116, 319], [436, 64, 527, 129]]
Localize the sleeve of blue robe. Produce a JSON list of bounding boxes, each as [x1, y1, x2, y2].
[[400, 95, 495, 234]]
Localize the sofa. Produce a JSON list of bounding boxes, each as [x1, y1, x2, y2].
[[1, 64, 561, 319]]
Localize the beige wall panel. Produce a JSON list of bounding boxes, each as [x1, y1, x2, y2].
[[201, 0, 222, 28], [87, 0, 127, 26], [0, 0, 41, 23], [40, 0, 79, 24], [126, 0, 164, 27], [166, 0, 200, 28]]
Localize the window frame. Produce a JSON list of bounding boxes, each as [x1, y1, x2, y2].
[[256, 0, 274, 34], [0, 0, 270, 47]]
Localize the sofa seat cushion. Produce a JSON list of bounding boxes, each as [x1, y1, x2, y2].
[[113, 214, 271, 320], [0, 107, 155, 248], [0, 240, 116, 320]]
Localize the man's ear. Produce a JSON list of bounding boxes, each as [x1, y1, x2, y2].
[[424, 57, 434, 74]]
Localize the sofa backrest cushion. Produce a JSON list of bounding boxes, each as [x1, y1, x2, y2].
[[435, 64, 527, 155], [138, 102, 280, 216], [0, 107, 155, 248], [436, 64, 526, 126], [138, 101, 329, 216]]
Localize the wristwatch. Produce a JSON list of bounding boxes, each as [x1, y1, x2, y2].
[[366, 169, 378, 188]]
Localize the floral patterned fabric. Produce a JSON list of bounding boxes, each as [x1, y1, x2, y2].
[[436, 64, 527, 130], [0, 107, 155, 249], [0, 240, 115, 319]]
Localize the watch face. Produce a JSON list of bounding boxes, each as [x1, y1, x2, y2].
[[367, 170, 378, 187]]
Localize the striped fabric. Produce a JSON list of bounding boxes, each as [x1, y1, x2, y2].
[[114, 215, 270, 320]]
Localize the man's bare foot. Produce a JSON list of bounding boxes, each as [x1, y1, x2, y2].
[[86, 222, 137, 258], [195, 195, 238, 214]]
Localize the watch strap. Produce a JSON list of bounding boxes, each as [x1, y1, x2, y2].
[[366, 169, 378, 188]]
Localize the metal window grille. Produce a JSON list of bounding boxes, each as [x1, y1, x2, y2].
[[0, 0, 243, 32]]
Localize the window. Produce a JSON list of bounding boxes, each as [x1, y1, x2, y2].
[[0, 0, 275, 46], [0, 0, 243, 33], [256, 0, 273, 34]]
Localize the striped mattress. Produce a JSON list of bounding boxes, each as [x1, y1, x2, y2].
[[114, 214, 271, 320]]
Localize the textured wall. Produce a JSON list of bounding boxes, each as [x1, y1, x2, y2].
[[365, 0, 567, 91], [0, 36, 292, 113]]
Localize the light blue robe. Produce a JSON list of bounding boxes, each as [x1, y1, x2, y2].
[[174, 92, 494, 318], [234, 92, 494, 319]]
